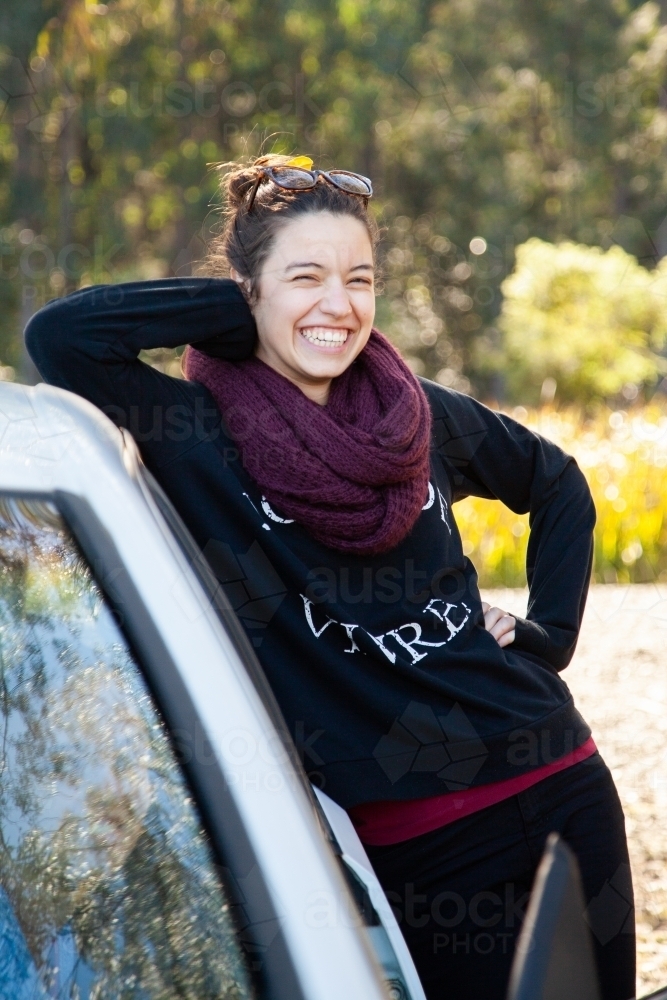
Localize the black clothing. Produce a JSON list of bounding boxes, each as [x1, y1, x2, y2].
[[366, 752, 635, 1000], [26, 278, 596, 809]]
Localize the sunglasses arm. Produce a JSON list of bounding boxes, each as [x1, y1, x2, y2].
[[245, 174, 263, 213]]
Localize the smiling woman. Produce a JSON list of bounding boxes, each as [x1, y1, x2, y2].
[[247, 213, 376, 403], [25, 154, 634, 1000], [202, 155, 379, 404], [183, 154, 433, 556]]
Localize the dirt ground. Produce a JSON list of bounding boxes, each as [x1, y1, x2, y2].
[[485, 584, 667, 998]]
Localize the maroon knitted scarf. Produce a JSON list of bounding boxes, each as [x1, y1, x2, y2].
[[184, 329, 432, 556]]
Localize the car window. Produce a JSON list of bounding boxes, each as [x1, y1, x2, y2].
[[0, 495, 255, 1000]]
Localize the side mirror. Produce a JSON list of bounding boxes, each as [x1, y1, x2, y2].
[[507, 833, 601, 1000]]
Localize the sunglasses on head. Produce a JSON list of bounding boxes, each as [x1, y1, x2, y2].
[[246, 164, 373, 212]]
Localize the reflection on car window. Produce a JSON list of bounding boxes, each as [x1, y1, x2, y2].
[[0, 496, 255, 1000]]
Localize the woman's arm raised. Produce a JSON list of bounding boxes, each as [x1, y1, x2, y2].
[[25, 276, 256, 414], [422, 380, 596, 672]]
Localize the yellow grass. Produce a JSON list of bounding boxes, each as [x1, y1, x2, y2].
[[455, 403, 667, 588]]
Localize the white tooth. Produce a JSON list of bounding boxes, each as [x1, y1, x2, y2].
[[301, 327, 349, 344]]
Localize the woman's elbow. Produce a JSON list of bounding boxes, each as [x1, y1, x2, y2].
[[24, 299, 79, 383], [565, 460, 596, 530]]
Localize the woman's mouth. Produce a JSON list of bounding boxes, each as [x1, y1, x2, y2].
[[299, 326, 351, 350]]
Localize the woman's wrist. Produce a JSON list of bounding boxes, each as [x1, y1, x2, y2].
[[512, 617, 549, 657]]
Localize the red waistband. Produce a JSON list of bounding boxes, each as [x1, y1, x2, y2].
[[348, 736, 598, 846]]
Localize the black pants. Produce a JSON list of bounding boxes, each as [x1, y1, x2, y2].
[[366, 752, 635, 1000]]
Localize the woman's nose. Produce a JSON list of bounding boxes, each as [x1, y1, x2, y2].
[[320, 280, 353, 317]]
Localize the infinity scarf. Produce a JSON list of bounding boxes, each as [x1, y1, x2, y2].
[[184, 329, 432, 556]]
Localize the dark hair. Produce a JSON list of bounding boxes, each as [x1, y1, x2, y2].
[[205, 154, 379, 302]]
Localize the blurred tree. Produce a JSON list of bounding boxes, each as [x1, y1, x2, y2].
[[0, 0, 431, 377], [498, 238, 667, 404], [3, 0, 667, 399], [371, 0, 667, 395]]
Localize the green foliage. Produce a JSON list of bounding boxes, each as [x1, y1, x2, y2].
[[498, 238, 667, 404], [3, 0, 667, 396], [366, 0, 667, 392]]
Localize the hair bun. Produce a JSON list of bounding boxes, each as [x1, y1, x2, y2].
[[223, 154, 293, 209], [224, 165, 261, 209], [205, 153, 377, 299]]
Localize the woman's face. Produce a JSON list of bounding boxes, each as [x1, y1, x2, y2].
[[234, 211, 375, 404]]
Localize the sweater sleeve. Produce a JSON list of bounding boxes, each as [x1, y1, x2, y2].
[[420, 379, 596, 672], [24, 277, 257, 464]]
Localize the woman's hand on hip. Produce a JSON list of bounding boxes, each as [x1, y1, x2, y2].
[[481, 602, 516, 648]]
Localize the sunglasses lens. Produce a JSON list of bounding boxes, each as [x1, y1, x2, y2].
[[327, 171, 373, 195], [271, 167, 316, 189]]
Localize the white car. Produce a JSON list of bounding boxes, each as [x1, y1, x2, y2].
[[0, 379, 646, 1000]]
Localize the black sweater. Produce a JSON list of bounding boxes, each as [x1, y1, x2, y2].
[[25, 278, 596, 809]]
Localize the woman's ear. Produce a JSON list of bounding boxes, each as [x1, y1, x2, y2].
[[230, 267, 252, 302]]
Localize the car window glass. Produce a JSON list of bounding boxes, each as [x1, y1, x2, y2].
[[0, 496, 255, 1000]]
